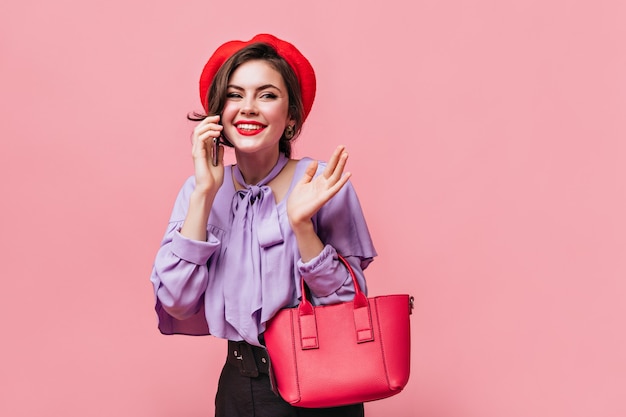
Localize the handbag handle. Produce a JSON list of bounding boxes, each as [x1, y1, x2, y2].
[[298, 254, 374, 350]]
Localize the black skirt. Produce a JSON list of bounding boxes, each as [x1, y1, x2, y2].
[[215, 341, 365, 417]]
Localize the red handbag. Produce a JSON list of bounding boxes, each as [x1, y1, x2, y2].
[[264, 255, 413, 408]]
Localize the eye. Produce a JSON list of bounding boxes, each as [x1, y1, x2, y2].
[[226, 91, 242, 99], [260, 92, 278, 100]]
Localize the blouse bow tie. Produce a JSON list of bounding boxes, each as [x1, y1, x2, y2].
[[224, 154, 290, 344]]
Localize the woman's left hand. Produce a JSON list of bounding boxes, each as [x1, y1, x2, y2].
[[287, 145, 352, 230]]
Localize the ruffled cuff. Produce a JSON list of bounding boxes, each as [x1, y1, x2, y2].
[[298, 245, 346, 297], [171, 229, 220, 265]]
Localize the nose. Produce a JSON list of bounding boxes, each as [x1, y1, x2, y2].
[[239, 96, 258, 116]]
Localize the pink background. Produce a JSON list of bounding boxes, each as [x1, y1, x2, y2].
[[2, 1, 625, 416]]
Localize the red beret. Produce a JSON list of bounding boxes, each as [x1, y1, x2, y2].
[[199, 34, 316, 121]]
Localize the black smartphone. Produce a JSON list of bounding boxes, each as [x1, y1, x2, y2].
[[212, 137, 220, 166], [211, 113, 222, 166]]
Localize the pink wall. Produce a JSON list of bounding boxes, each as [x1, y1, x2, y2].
[[2, 1, 625, 416]]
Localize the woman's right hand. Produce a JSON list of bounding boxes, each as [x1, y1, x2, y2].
[[180, 115, 224, 241], [191, 115, 225, 194]]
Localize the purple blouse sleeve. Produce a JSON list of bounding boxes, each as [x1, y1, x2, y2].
[[149, 176, 217, 335]]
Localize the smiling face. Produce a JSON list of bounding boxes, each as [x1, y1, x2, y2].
[[205, 42, 307, 158], [221, 59, 293, 159]]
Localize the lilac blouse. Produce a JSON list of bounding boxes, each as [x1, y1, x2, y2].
[[150, 157, 377, 346]]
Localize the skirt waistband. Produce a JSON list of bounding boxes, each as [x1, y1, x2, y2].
[[227, 340, 270, 377]]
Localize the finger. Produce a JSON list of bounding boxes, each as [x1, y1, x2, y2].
[[335, 171, 352, 190], [193, 115, 223, 137], [298, 160, 318, 184], [326, 171, 352, 198], [333, 151, 350, 180], [323, 145, 346, 178], [193, 126, 223, 152], [201, 114, 221, 125], [196, 130, 221, 144], [194, 123, 223, 139], [328, 150, 349, 183]]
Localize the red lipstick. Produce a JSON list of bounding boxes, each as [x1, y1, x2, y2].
[[234, 121, 266, 136]]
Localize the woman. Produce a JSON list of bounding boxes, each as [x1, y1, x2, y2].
[[150, 34, 376, 417]]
